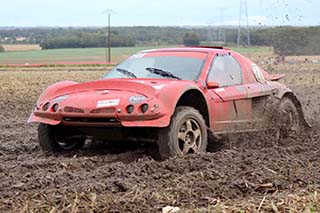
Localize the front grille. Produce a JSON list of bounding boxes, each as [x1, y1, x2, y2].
[[90, 108, 115, 114], [64, 106, 84, 113], [63, 117, 118, 123]]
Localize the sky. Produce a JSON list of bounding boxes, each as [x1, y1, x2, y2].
[[1, 0, 319, 27]]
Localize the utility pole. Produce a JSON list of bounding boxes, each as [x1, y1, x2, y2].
[[104, 9, 113, 63], [237, 0, 250, 47]]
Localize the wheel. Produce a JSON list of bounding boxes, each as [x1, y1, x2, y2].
[[278, 98, 301, 138], [38, 123, 85, 153], [158, 106, 208, 159]]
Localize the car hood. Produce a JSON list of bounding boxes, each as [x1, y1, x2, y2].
[[57, 79, 156, 97], [38, 78, 190, 105]]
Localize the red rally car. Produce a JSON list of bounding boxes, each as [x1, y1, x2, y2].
[[28, 46, 310, 159]]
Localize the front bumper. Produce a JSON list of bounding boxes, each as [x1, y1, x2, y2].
[[28, 106, 170, 128]]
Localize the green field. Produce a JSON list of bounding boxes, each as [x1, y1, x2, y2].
[[0, 45, 273, 65]]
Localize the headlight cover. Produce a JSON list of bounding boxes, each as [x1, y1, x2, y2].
[[53, 95, 69, 103], [128, 95, 146, 104]]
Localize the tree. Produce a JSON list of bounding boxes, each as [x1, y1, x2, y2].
[[0, 44, 4, 52], [271, 27, 320, 56], [183, 33, 200, 46], [272, 27, 307, 55]]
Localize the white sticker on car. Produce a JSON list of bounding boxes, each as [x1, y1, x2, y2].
[[152, 84, 166, 90], [130, 52, 146, 59], [215, 88, 225, 92], [96, 99, 120, 108]]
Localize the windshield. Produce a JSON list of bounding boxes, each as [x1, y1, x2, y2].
[[103, 51, 207, 81]]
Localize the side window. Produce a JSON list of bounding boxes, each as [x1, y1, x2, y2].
[[207, 55, 242, 87]]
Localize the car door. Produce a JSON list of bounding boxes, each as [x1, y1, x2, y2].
[[206, 54, 251, 133], [244, 62, 275, 127]]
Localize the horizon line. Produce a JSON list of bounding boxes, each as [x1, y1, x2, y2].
[[0, 24, 319, 28]]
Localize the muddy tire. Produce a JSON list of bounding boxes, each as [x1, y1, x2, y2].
[[158, 106, 208, 159], [38, 123, 85, 153], [278, 98, 301, 138]]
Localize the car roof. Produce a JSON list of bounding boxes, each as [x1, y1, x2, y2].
[[141, 46, 232, 54]]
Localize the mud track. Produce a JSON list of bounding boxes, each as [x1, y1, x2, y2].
[[0, 67, 319, 212]]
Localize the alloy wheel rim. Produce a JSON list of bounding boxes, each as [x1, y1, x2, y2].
[[177, 118, 202, 155]]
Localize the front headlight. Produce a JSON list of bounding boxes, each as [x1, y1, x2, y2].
[[128, 95, 146, 104]]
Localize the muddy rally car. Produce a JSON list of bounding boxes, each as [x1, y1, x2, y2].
[[28, 46, 309, 159]]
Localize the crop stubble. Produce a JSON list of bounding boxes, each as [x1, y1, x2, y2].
[[0, 63, 319, 212]]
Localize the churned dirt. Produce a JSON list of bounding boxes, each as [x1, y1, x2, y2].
[[0, 63, 319, 212]]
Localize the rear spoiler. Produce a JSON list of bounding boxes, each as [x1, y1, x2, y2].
[[188, 46, 231, 50], [269, 74, 285, 81]]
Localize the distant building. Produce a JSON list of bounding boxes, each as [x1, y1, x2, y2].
[[15, 36, 26, 42], [0, 37, 9, 42]]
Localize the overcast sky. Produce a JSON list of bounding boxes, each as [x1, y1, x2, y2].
[[1, 0, 319, 27]]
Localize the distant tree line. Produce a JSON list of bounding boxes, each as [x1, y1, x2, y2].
[[40, 31, 135, 49], [270, 27, 320, 55], [1, 26, 320, 55], [0, 26, 245, 46]]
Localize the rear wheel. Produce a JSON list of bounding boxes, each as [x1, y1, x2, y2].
[[278, 98, 301, 138], [38, 123, 85, 153], [158, 106, 208, 159]]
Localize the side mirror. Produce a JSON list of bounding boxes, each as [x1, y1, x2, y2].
[[207, 81, 219, 89]]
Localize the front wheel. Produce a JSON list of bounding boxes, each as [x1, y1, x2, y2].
[[278, 98, 301, 138], [158, 106, 208, 159], [38, 123, 85, 153]]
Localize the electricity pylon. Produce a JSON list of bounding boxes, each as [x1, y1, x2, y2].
[[237, 0, 250, 47]]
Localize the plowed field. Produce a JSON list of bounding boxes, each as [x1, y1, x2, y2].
[[0, 62, 319, 212]]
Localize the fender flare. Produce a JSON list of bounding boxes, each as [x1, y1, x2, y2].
[[28, 81, 77, 125], [159, 84, 210, 127], [276, 90, 311, 128], [37, 81, 77, 105]]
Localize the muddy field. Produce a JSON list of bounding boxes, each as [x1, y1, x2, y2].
[[0, 62, 319, 212]]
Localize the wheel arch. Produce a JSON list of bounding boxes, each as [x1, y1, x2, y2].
[[37, 81, 77, 105], [281, 92, 311, 128], [175, 89, 210, 127]]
